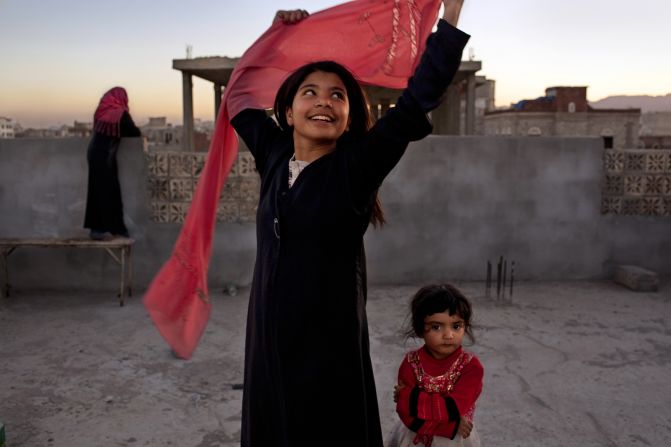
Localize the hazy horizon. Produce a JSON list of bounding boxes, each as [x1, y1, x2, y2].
[[2, 0, 670, 128]]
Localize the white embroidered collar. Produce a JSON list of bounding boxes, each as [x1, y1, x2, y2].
[[288, 154, 310, 188]]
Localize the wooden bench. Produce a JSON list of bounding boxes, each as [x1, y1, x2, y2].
[[0, 237, 135, 306]]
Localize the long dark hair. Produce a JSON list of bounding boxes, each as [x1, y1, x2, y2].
[[405, 284, 475, 343], [273, 60, 385, 227]]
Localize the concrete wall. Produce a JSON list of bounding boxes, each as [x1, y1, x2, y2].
[[0, 138, 255, 294], [366, 136, 670, 282], [1, 136, 669, 294]]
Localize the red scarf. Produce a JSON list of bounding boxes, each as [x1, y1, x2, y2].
[[93, 86, 129, 137], [144, 0, 443, 359]]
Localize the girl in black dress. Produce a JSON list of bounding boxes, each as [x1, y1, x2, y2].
[[84, 86, 141, 240], [231, 2, 468, 446]]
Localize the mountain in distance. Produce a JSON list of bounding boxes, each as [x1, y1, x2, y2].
[[590, 93, 671, 112]]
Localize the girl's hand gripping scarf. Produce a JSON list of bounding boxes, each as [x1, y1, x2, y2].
[[144, 0, 443, 359]]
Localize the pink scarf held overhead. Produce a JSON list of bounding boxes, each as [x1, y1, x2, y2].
[[144, 0, 443, 359], [93, 86, 129, 137]]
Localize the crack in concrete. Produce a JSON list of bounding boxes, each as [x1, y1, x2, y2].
[[585, 411, 618, 447]]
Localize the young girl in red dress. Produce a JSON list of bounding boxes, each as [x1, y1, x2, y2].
[[389, 284, 484, 447]]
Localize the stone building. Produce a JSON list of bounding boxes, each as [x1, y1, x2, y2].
[[68, 121, 92, 138], [484, 87, 641, 149], [640, 111, 671, 149], [142, 117, 181, 150], [640, 135, 671, 149], [0, 117, 15, 139], [641, 111, 671, 136], [141, 116, 213, 152]]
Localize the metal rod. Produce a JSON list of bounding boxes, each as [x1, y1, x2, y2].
[[2, 252, 9, 298], [503, 260, 507, 297], [510, 261, 515, 298], [496, 256, 502, 299], [119, 247, 125, 306], [128, 245, 133, 298]]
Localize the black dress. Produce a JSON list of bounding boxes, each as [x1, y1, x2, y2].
[[231, 20, 469, 447], [83, 111, 141, 235]]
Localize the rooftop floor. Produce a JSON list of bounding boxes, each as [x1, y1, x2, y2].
[[1, 280, 670, 446]]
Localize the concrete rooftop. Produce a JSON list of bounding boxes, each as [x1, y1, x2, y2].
[[1, 280, 670, 446]]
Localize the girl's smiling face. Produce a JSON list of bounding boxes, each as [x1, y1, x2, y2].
[[423, 312, 466, 359], [286, 70, 351, 149]]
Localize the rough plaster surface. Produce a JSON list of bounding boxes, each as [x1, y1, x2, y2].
[[1, 280, 669, 446], [1, 137, 669, 292]]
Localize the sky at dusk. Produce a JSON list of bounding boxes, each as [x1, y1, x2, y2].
[[1, 0, 669, 127]]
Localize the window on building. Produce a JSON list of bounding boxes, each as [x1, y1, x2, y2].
[[603, 136, 614, 149], [568, 102, 576, 113]]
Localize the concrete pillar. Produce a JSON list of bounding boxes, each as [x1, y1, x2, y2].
[[466, 74, 476, 135], [448, 84, 462, 135], [625, 122, 634, 148], [214, 83, 223, 120], [181, 72, 195, 151], [432, 84, 461, 135]]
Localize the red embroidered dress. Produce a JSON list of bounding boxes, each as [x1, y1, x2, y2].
[[394, 346, 484, 447]]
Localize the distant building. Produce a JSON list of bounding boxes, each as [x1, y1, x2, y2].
[[13, 122, 91, 139], [141, 117, 180, 150], [0, 117, 15, 138], [484, 86, 641, 148], [142, 117, 213, 152], [147, 117, 168, 128], [69, 121, 92, 138], [641, 111, 671, 135], [640, 135, 671, 149], [640, 111, 671, 148]]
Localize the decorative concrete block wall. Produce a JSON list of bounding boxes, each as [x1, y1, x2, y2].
[[146, 150, 260, 224], [147, 148, 671, 223], [602, 149, 671, 216]]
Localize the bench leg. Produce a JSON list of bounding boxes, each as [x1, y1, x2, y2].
[[127, 245, 133, 298], [119, 247, 126, 307], [1, 247, 16, 298]]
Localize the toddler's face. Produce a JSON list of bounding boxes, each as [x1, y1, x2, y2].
[[422, 311, 465, 359]]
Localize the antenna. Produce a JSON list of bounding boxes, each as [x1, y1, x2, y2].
[[468, 47, 475, 61], [186, 44, 193, 59]]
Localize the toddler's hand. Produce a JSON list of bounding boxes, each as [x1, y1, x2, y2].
[[458, 418, 473, 439], [274, 9, 309, 25], [393, 381, 406, 403]]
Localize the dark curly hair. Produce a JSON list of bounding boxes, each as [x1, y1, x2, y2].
[[405, 283, 475, 343]]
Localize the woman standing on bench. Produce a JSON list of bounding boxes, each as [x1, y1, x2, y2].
[[84, 86, 141, 240]]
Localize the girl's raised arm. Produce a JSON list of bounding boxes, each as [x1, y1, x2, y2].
[[349, 15, 470, 198], [442, 0, 465, 27]]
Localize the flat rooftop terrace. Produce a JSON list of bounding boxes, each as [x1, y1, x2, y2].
[[1, 280, 670, 446]]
